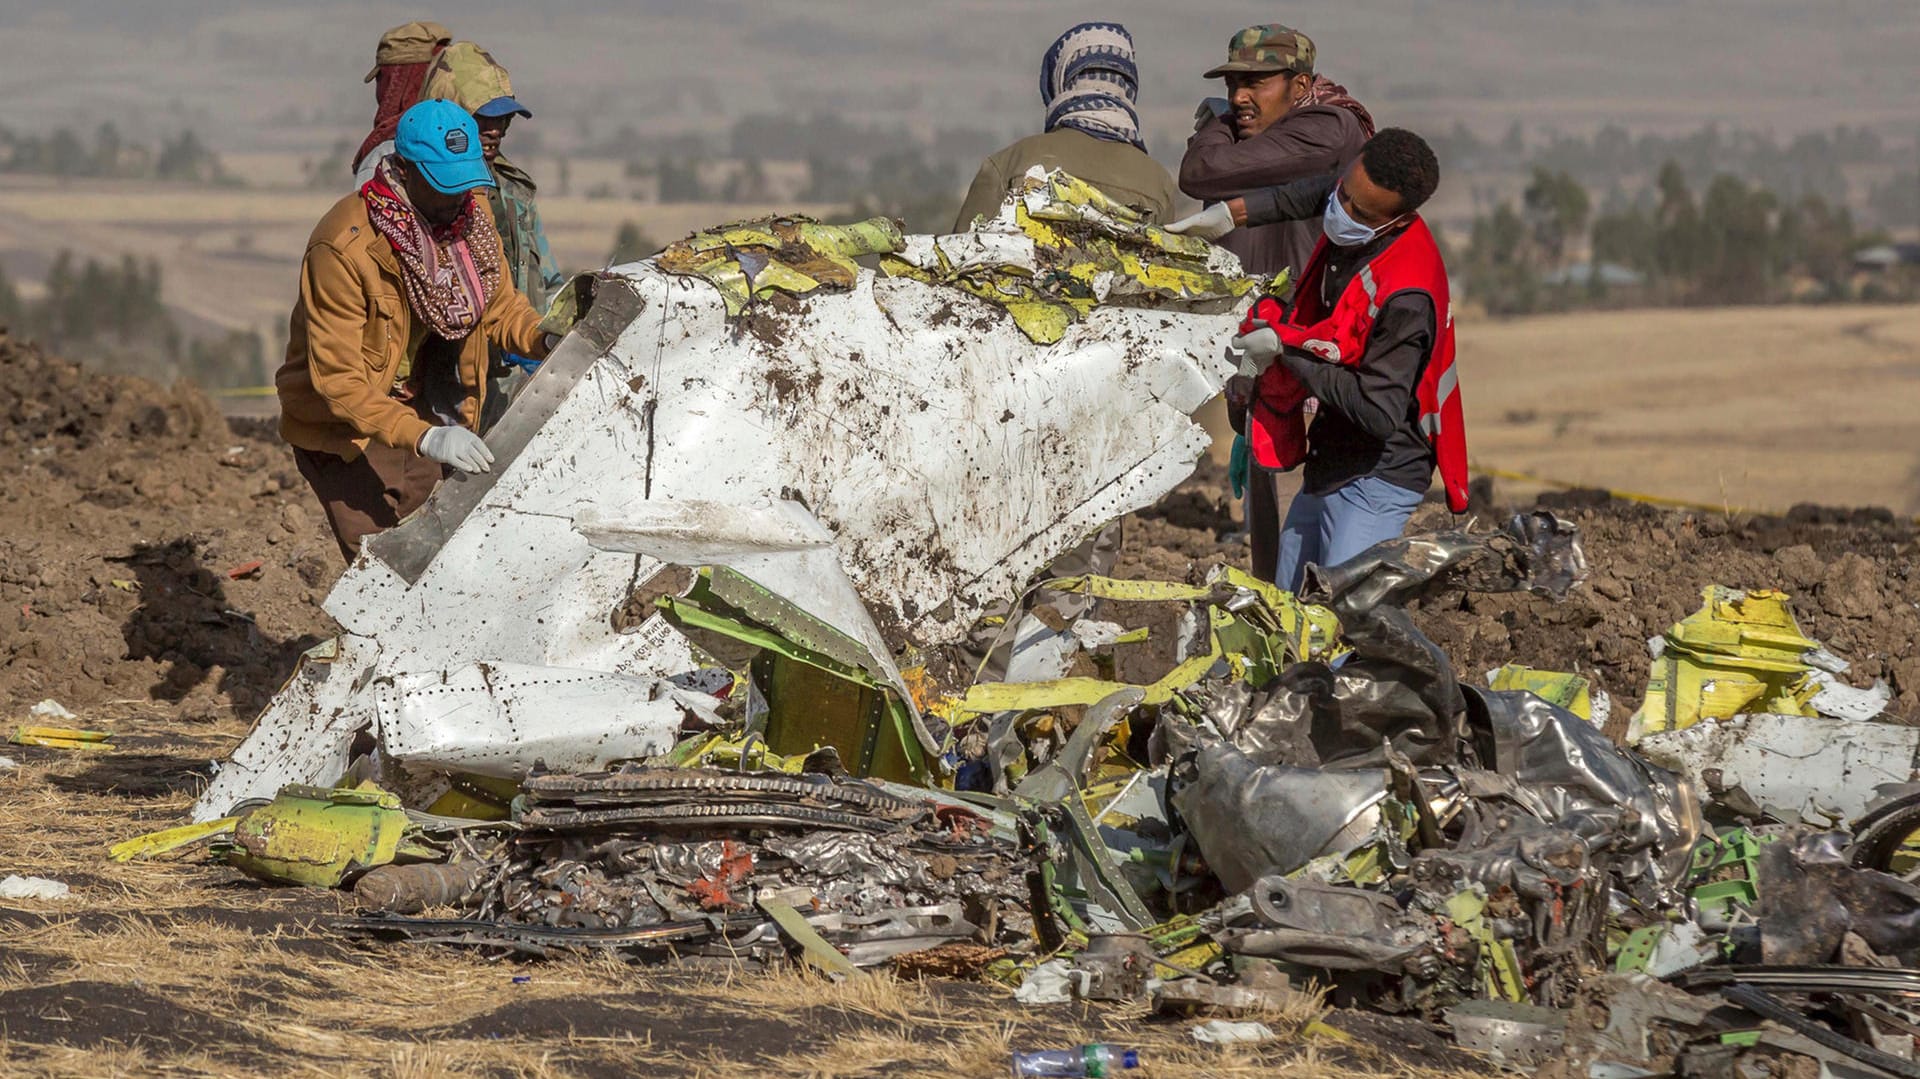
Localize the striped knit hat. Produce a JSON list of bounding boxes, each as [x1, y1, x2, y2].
[[1040, 22, 1144, 151]]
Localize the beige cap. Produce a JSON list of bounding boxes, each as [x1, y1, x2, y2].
[[365, 20, 452, 82], [420, 42, 530, 118]]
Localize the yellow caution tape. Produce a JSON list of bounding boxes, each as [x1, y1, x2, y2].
[[209, 386, 278, 398]]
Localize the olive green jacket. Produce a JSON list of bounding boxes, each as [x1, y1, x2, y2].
[[489, 153, 563, 313], [953, 128, 1177, 232]]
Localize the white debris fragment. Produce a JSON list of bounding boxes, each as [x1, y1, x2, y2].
[[1589, 689, 1613, 731], [0, 875, 72, 901], [1807, 670, 1892, 722], [1803, 646, 1851, 675], [1013, 958, 1076, 1004], [375, 663, 704, 779], [1644, 920, 1717, 978], [1003, 615, 1081, 684], [0, 756, 16, 771], [1636, 713, 1920, 822], [29, 699, 76, 721], [194, 242, 1236, 819], [1071, 619, 1129, 652], [1191, 1019, 1277, 1045]]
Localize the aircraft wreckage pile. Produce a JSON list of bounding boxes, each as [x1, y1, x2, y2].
[[127, 171, 1920, 1076]]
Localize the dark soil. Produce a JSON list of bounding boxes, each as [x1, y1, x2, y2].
[[1117, 454, 1920, 723], [0, 331, 338, 720]]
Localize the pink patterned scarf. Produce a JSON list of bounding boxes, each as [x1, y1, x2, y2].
[[360, 157, 501, 340]]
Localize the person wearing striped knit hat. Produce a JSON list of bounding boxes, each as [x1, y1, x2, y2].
[[951, 23, 1178, 678], [951, 21, 1177, 230]]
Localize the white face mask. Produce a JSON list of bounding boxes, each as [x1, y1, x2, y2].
[[1322, 184, 1404, 248]]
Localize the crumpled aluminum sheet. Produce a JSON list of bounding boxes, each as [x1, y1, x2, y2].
[[1167, 731, 1390, 893], [762, 833, 932, 890], [1469, 686, 1703, 896], [1219, 512, 1588, 770]]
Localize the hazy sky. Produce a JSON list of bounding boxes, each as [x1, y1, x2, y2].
[[2, 0, 1915, 154]]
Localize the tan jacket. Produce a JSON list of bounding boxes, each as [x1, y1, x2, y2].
[[277, 192, 546, 459], [953, 128, 1178, 232]]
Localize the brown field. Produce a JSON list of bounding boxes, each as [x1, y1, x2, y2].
[[1457, 303, 1920, 516], [0, 176, 839, 345]]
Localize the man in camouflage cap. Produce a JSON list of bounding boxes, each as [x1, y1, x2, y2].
[[352, 21, 453, 178], [419, 42, 564, 430], [1179, 24, 1374, 277], [1175, 23, 1375, 585]]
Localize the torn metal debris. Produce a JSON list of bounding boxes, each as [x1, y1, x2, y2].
[[148, 177, 1920, 1076]]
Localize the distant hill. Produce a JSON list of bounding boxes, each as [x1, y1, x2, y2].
[[4, 0, 1916, 157]]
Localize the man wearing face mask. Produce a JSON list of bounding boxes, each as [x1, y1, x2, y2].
[[278, 100, 554, 560], [1203, 129, 1467, 592], [1171, 24, 1373, 584]]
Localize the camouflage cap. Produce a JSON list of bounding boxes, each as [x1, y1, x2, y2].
[[364, 20, 453, 82], [421, 42, 531, 119], [1202, 24, 1315, 79]]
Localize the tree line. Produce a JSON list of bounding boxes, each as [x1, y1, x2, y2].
[[0, 124, 235, 185], [1460, 161, 1908, 315], [1433, 121, 1915, 230], [0, 255, 265, 386]]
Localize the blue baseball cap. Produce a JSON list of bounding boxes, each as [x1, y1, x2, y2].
[[393, 100, 494, 195], [474, 96, 533, 119]]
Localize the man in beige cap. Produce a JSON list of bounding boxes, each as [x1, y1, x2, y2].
[[419, 42, 564, 428], [352, 20, 453, 179]]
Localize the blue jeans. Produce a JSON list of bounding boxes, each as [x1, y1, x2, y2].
[[1274, 476, 1426, 592]]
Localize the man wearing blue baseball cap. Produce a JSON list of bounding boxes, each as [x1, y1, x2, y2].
[[277, 98, 555, 560]]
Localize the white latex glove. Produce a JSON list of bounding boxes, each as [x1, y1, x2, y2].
[[1229, 325, 1281, 379], [1164, 201, 1238, 241], [418, 425, 494, 474]]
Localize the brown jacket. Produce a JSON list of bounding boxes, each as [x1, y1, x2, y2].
[[1179, 105, 1368, 278], [953, 128, 1178, 232], [276, 192, 546, 459]]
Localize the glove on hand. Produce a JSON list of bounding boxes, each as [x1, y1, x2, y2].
[[1163, 201, 1237, 241], [1229, 325, 1281, 379], [418, 426, 494, 474]]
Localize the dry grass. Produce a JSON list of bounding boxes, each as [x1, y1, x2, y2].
[[0, 700, 1479, 1078]]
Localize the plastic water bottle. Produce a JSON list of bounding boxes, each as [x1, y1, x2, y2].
[[1009, 1044, 1142, 1077]]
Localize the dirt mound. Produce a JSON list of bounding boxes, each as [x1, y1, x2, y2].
[[0, 331, 336, 719], [1409, 494, 1920, 725], [1120, 457, 1920, 722]]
